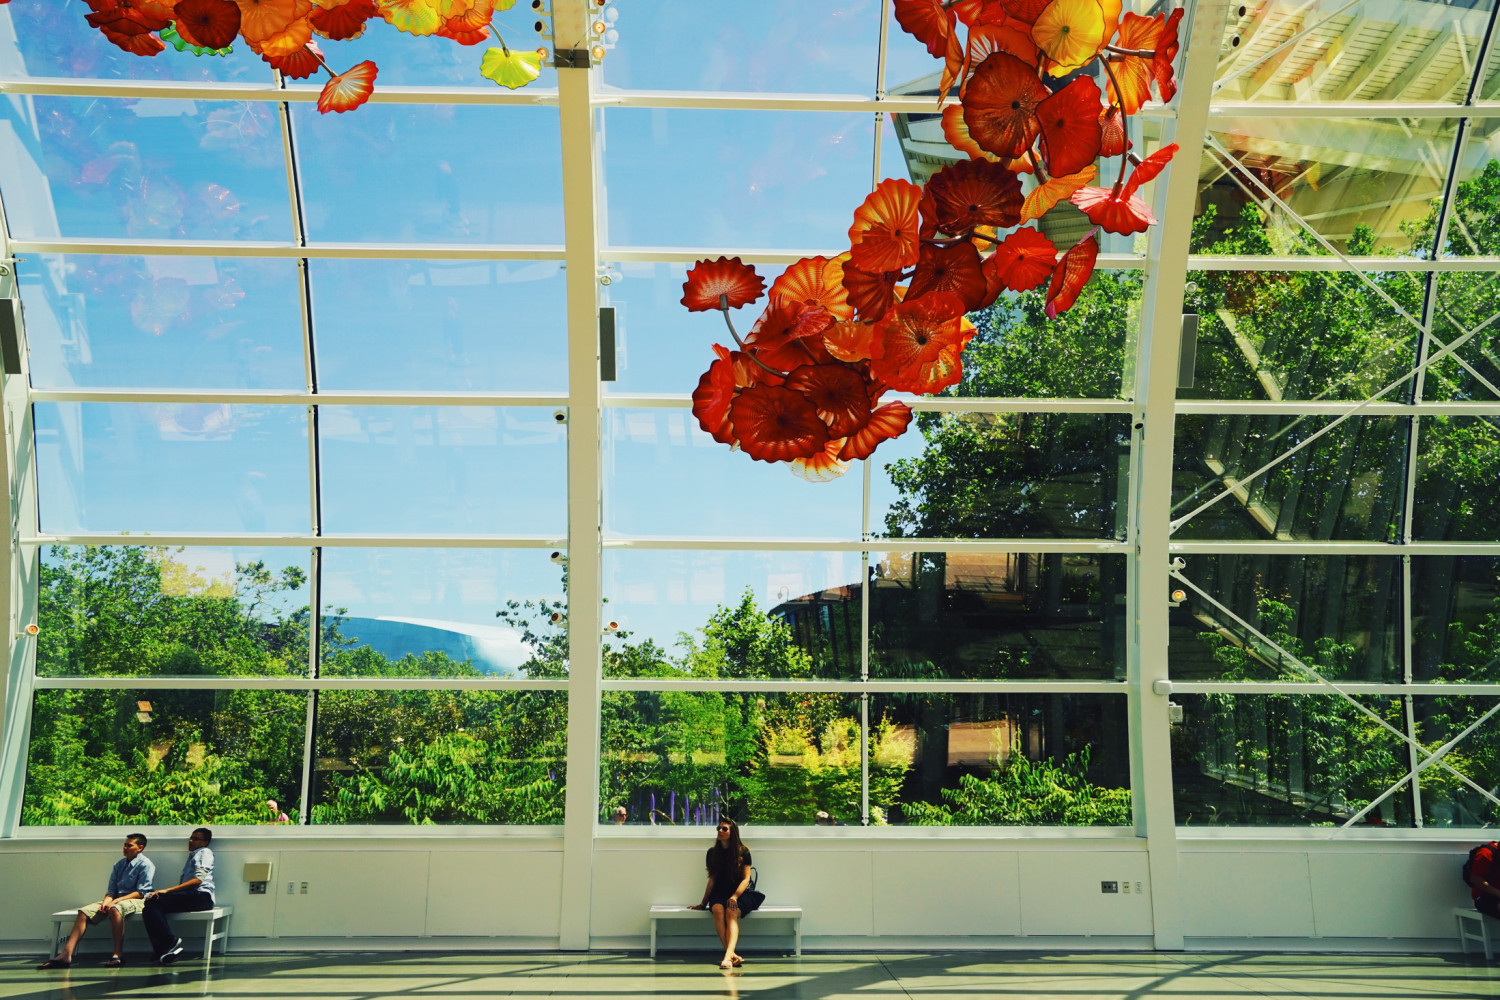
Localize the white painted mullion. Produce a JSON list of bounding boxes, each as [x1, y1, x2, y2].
[[1127, 0, 1230, 951], [33, 675, 570, 692]]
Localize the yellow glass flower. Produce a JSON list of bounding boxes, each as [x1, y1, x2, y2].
[[1030, 0, 1106, 76]]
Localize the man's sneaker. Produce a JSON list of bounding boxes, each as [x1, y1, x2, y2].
[[158, 940, 184, 965]]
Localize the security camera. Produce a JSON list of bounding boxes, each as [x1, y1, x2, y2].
[[549, 612, 564, 625], [553, 409, 568, 424], [20, 623, 38, 637], [549, 550, 564, 563], [531, 0, 546, 8], [603, 620, 621, 633]]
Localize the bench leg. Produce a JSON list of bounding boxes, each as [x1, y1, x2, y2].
[[1485, 916, 1494, 962], [650, 918, 657, 959], [794, 916, 801, 957], [1459, 913, 1471, 956], [202, 918, 215, 967]]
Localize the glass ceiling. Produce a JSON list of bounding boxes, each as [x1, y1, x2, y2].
[[0, 0, 1499, 840]]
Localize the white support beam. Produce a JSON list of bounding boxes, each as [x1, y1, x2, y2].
[[1330, 17, 1409, 99], [554, 0, 603, 954], [1127, 0, 1232, 952], [33, 676, 570, 692], [7, 238, 565, 260], [29, 389, 568, 407], [1374, 28, 1456, 101]]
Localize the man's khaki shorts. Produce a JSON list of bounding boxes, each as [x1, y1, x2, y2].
[[78, 898, 145, 923]]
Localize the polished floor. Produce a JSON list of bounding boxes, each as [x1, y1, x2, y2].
[[5, 951, 1500, 1000]]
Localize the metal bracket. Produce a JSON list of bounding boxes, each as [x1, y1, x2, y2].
[[553, 48, 590, 69]]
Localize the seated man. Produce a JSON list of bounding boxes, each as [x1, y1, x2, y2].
[[40, 832, 155, 969], [1473, 841, 1500, 919], [143, 827, 215, 964]]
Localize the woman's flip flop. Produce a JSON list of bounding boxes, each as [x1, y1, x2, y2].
[[38, 958, 71, 970]]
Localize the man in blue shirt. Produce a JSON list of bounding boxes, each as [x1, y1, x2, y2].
[[39, 833, 154, 969], [143, 827, 215, 964]]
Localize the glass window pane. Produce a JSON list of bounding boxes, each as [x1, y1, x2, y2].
[[600, 691, 862, 826], [311, 259, 568, 393], [320, 548, 565, 679], [1412, 416, 1500, 541], [312, 690, 566, 825], [1215, 3, 1490, 105], [1412, 557, 1500, 684], [1171, 694, 1411, 827], [870, 552, 1125, 681], [0, 6, 273, 83], [1169, 555, 1401, 683], [20, 254, 306, 390], [1421, 272, 1500, 402], [872, 413, 1130, 540], [0, 97, 292, 242], [318, 406, 566, 537], [1439, 121, 1499, 257], [604, 409, 862, 540], [35, 402, 310, 535], [23, 689, 307, 826], [603, 2, 879, 93], [1415, 696, 1500, 827], [39, 544, 310, 679], [291, 105, 563, 245], [602, 109, 874, 250], [1171, 415, 1408, 542], [1179, 267, 1423, 402], [870, 693, 1130, 826], [1196, 119, 1458, 256], [602, 550, 862, 680]]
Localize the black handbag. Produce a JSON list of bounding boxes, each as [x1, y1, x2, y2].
[[738, 867, 766, 913]]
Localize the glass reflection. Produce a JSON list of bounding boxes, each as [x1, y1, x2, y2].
[[291, 104, 563, 245], [312, 690, 566, 824], [319, 548, 565, 679], [35, 402, 309, 535], [603, 408, 862, 540], [871, 412, 1130, 540], [602, 550, 862, 680], [600, 692, 862, 826], [1196, 119, 1457, 256], [1171, 415, 1407, 541], [1415, 696, 1500, 827], [0, 97, 292, 241], [1412, 557, 1500, 684], [318, 406, 566, 536], [1168, 555, 1401, 683], [603, 1, 880, 93], [1178, 267, 1422, 402], [1214, 1, 1492, 105], [23, 689, 307, 826], [870, 552, 1125, 680], [1439, 119, 1500, 257], [1411, 416, 1500, 541], [1171, 694, 1411, 827], [870, 693, 1130, 826], [20, 254, 305, 390], [1422, 272, 1500, 402], [603, 109, 874, 250], [38, 544, 310, 679], [311, 259, 567, 393]]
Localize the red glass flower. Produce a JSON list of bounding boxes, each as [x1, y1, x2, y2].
[[317, 59, 377, 114], [1036, 74, 1103, 177], [926, 157, 1023, 234], [871, 291, 969, 395], [309, 0, 378, 40], [961, 51, 1049, 159], [1045, 232, 1099, 319], [839, 401, 915, 461], [728, 384, 831, 463], [986, 226, 1057, 292], [174, 0, 243, 49], [785, 364, 873, 437], [848, 179, 924, 274], [682, 257, 766, 313], [908, 241, 989, 312]]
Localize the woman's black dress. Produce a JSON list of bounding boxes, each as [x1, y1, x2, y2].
[[705, 847, 760, 914]]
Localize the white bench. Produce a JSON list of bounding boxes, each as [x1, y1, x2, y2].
[[1456, 905, 1494, 960], [648, 904, 802, 958], [50, 905, 232, 965]]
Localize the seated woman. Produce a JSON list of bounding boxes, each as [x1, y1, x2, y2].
[[689, 817, 759, 969]]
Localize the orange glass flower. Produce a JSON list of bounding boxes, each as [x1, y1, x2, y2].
[[235, 0, 312, 43], [309, 0, 377, 40], [907, 241, 989, 312], [1036, 75, 1103, 177], [682, 257, 766, 313], [728, 384, 831, 463], [1107, 12, 1161, 114], [1019, 164, 1096, 223], [840, 265, 900, 324], [1099, 105, 1130, 158], [770, 255, 853, 321], [839, 401, 914, 461], [961, 52, 1049, 160], [871, 291, 969, 395], [848, 179, 923, 274], [893, 0, 956, 58], [822, 317, 885, 362], [1121, 142, 1179, 199], [692, 354, 740, 445], [999, 0, 1051, 24], [174, 0, 242, 49], [1045, 233, 1099, 319], [376, 0, 441, 35], [266, 42, 323, 77], [785, 364, 873, 437], [317, 59, 377, 113], [1154, 8, 1185, 106], [791, 438, 851, 483], [1030, 0, 1106, 76], [926, 157, 1023, 234], [985, 226, 1057, 292]]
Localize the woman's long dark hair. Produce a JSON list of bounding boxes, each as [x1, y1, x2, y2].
[[707, 817, 746, 883]]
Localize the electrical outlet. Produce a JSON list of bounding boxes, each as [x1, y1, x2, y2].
[[1136, 882, 1143, 894], [300, 881, 309, 894], [1101, 881, 1118, 893], [286, 881, 295, 895], [248, 881, 267, 895], [1122, 881, 1131, 894]]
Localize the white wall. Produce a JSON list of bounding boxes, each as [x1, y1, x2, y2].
[[0, 832, 1475, 953]]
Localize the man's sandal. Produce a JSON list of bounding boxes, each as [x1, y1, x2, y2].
[[105, 956, 124, 968], [38, 958, 71, 970]]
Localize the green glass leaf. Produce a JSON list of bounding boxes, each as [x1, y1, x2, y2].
[[480, 45, 543, 90], [159, 23, 232, 57], [495, 0, 518, 8]]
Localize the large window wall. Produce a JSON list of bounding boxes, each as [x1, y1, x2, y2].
[[0, 0, 1498, 848]]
